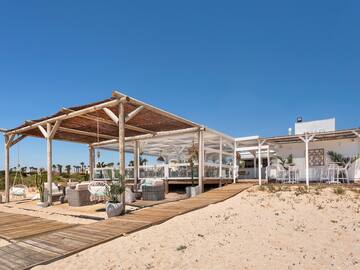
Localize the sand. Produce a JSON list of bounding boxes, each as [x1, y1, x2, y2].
[[31, 185, 360, 270]]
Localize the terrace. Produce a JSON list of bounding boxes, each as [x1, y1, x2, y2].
[[2, 91, 236, 209]]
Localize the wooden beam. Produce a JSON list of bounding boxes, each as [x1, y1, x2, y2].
[[89, 145, 95, 180], [118, 102, 126, 214], [49, 120, 62, 139], [62, 108, 116, 126], [113, 90, 200, 128], [198, 130, 204, 193], [103, 107, 155, 135], [125, 106, 144, 122], [90, 127, 201, 147], [125, 125, 156, 135], [46, 123, 53, 205], [4, 134, 10, 202], [5, 134, 15, 149], [133, 140, 139, 189], [57, 126, 117, 140], [103, 108, 119, 124], [38, 125, 48, 138], [10, 135, 27, 147], [7, 98, 123, 135]]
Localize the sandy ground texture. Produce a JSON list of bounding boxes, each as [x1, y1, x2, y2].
[[0, 191, 185, 225], [32, 185, 360, 270], [0, 191, 136, 225]]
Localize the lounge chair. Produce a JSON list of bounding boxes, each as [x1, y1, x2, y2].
[[44, 183, 63, 202]]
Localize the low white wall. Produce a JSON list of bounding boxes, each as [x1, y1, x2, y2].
[[274, 138, 360, 181]]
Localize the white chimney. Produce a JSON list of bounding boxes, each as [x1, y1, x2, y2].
[[288, 128, 292, 135]]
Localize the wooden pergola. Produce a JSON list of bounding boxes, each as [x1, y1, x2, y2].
[[3, 91, 207, 208]]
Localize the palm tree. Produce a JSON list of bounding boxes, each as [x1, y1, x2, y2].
[[57, 164, 63, 174], [327, 151, 360, 168], [65, 165, 71, 174], [52, 164, 57, 173], [275, 154, 294, 170], [96, 161, 106, 168], [80, 162, 85, 173]]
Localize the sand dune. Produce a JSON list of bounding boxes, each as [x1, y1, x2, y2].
[[32, 185, 360, 270]]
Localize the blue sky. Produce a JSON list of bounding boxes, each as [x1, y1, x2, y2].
[[0, 0, 359, 169]]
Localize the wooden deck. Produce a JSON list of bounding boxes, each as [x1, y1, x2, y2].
[[0, 183, 254, 270], [0, 212, 76, 241]]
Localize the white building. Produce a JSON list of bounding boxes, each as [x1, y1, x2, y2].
[[235, 118, 360, 184]]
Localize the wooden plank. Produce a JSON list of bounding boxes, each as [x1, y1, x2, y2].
[[0, 183, 253, 270]]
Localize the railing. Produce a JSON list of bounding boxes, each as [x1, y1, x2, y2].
[[92, 163, 233, 181]]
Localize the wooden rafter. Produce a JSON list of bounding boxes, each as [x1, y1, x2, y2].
[[7, 98, 124, 135], [10, 135, 27, 147], [102, 107, 156, 135], [125, 105, 144, 122], [57, 126, 117, 140]]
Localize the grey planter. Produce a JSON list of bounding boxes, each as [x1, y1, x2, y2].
[[106, 201, 124, 218], [186, 185, 200, 197]]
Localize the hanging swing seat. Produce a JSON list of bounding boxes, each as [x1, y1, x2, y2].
[[10, 184, 28, 198]]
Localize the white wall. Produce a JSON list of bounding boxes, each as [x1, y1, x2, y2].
[[295, 118, 335, 135], [274, 138, 360, 181]]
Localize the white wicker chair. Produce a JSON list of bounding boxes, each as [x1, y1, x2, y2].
[[88, 181, 109, 201]]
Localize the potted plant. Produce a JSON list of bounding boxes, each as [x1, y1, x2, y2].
[[276, 154, 294, 170], [105, 176, 125, 218], [327, 151, 360, 179], [327, 151, 360, 167], [185, 142, 200, 197], [35, 172, 48, 207]]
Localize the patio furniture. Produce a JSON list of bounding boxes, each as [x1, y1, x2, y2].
[[337, 164, 350, 184], [44, 183, 63, 202], [141, 179, 165, 201], [287, 166, 299, 184], [88, 181, 109, 201], [67, 182, 93, 207], [10, 184, 28, 199], [276, 168, 288, 183], [320, 167, 329, 183], [327, 163, 341, 184]]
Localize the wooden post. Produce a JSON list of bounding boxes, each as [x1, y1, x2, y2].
[[46, 123, 53, 205], [258, 142, 262, 185], [253, 154, 257, 180], [266, 146, 270, 182], [198, 130, 204, 193], [89, 145, 95, 180], [219, 136, 223, 178], [233, 141, 237, 183], [118, 101, 126, 213], [133, 140, 139, 190], [4, 135, 10, 203]]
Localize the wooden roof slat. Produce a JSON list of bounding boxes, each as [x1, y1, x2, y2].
[[5, 92, 201, 145]]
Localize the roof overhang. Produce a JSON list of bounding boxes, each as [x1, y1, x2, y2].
[[5, 90, 203, 144], [263, 128, 360, 144]]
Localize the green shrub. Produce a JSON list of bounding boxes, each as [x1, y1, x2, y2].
[[295, 186, 309, 196], [333, 186, 345, 195]]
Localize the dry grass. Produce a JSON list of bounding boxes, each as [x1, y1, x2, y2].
[[333, 186, 346, 195]]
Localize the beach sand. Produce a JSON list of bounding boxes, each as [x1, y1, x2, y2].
[[31, 185, 360, 270]]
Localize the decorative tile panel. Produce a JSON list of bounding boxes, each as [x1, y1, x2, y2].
[[309, 148, 324, 167]]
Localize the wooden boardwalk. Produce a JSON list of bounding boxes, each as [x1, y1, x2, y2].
[[0, 183, 253, 270], [0, 212, 76, 241]]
